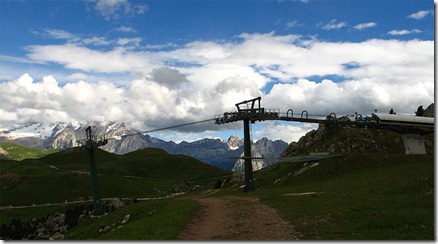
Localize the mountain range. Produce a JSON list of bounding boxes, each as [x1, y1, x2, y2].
[[0, 122, 288, 171]]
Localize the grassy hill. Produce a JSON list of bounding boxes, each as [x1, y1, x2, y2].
[[0, 142, 61, 161], [251, 152, 434, 240], [1, 147, 230, 207]]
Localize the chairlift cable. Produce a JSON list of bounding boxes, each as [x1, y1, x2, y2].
[[109, 118, 216, 140]]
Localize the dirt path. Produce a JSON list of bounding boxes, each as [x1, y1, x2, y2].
[[177, 190, 299, 240]]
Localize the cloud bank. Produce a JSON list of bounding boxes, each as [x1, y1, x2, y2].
[[0, 33, 434, 142]]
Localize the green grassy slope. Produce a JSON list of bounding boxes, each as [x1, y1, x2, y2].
[[65, 198, 198, 240], [36, 147, 228, 180], [259, 123, 434, 239], [0, 142, 61, 161], [1, 147, 230, 207], [251, 153, 434, 240]]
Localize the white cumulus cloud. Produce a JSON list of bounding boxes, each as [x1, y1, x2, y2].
[[353, 22, 377, 30], [92, 0, 148, 20], [26, 44, 156, 73], [1, 33, 433, 141], [321, 19, 348, 30], [254, 122, 318, 143], [407, 10, 432, 20], [387, 29, 422, 36]]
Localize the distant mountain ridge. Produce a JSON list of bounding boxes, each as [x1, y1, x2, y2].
[[0, 122, 288, 171]]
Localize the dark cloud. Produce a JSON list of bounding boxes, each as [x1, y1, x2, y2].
[[150, 67, 190, 89]]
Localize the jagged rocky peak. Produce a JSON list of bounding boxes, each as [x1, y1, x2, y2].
[[227, 134, 243, 150], [47, 121, 133, 149], [52, 122, 69, 133]]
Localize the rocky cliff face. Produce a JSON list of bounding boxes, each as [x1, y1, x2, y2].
[[232, 138, 288, 172], [162, 136, 241, 170]]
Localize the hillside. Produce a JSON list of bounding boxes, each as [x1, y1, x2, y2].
[[252, 152, 434, 239], [281, 119, 434, 156], [0, 142, 60, 161], [282, 103, 434, 157], [1, 147, 230, 206]]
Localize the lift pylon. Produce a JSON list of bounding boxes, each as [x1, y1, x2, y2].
[[215, 97, 435, 191], [84, 126, 108, 216], [215, 97, 270, 191]]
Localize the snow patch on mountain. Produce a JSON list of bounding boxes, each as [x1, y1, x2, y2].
[[0, 122, 56, 139]]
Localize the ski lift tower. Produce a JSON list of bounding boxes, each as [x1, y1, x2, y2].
[[84, 126, 108, 216], [215, 97, 278, 191]]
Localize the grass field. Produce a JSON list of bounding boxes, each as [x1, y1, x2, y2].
[[64, 198, 198, 240], [1, 142, 434, 240], [252, 153, 434, 240]]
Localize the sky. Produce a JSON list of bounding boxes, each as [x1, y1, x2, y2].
[[0, 0, 435, 143]]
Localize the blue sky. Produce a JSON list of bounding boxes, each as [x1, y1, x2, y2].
[[0, 0, 434, 143]]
